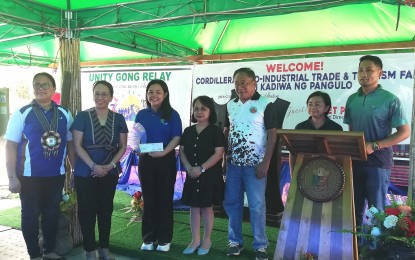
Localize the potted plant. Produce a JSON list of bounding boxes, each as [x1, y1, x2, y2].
[[299, 252, 315, 260], [59, 190, 77, 216], [351, 196, 415, 259], [123, 190, 144, 225]]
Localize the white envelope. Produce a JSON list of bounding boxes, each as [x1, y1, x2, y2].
[[139, 143, 163, 153]]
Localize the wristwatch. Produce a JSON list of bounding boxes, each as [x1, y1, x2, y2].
[[372, 141, 380, 151], [200, 166, 206, 173]]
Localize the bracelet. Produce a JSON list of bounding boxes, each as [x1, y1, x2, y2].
[[110, 161, 116, 169], [90, 163, 96, 171]]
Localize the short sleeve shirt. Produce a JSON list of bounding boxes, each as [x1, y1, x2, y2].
[[71, 109, 128, 177], [134, 108, 182, 147], [180, 124, 226, 167], [343, 85, 408, 168], [4, 101, 73, 177], [225, 92, 277, 166]]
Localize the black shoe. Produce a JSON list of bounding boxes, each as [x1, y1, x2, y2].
[[42, 252, 66, 260], [255, 247, 268, 260], [227, 241, 243, 256], [42, 256, 66, 260]]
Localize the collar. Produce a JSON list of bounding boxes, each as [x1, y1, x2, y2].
[[357, 84, 383, 96], [307, 115, 329, 128], [233, 91, 261, 102], [31, 99, 57, 110], [144, 107, 161, 116]]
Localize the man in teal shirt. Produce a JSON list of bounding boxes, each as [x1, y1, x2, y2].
[[343, 55, 409, 227]]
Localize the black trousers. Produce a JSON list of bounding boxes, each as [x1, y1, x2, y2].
[[139, 152, 177, 244], [19, 175, 65, 259], [75, 174, 118, 251]]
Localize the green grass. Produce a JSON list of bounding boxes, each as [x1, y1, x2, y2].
[[0, 191, 280, 259], [0, 205, 21, 229]]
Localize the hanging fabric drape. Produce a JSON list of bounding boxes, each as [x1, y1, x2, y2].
[[59, 37, 83, 246]]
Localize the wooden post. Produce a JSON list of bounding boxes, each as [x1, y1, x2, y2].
[[408, 66, 415, 203], [197, 48, 204, 64], [60, 38, 83, 246]]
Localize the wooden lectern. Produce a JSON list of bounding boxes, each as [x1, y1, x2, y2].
[[274, 129, 366, 260]]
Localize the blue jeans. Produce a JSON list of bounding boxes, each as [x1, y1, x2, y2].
[[353, 165, 390, 227], [223, 163, 269, 249], [19, 175, 65, 259]]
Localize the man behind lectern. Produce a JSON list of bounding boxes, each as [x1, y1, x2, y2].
[[343, 55, 409, 227]]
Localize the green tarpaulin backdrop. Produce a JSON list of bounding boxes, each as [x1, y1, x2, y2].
[[0, 0, 414, 67]]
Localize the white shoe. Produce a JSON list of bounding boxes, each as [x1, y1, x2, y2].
[[156, 243, 171, 252], [141, 242, 154, 251], [86, 250, 97, 260]]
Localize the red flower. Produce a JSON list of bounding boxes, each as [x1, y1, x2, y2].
[[385, 207, 401, 216], [123, 191, 144, 225], [129, 191, 144, 214], [133, 191, 142, 200], [300, 252, 314, 260], [406, 217, 415, 238]]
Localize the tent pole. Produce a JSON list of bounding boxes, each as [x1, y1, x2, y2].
[[60, 37, 82, 246], [409, 64, 415, 203]]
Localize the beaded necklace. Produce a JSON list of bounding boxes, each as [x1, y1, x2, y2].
[[31, 100, 61, 159], [87, 108, 115, 145]]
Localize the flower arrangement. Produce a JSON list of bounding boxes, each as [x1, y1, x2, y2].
[[357, 196, 415, 249], [60, 190, 77, 216], [298, 252, 314, 260], [123, 191, 144, 225]]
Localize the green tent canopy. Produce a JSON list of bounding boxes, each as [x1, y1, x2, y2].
[[0, 0, 414, 67]]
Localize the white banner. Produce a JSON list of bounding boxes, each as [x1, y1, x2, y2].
[[81, 66, 193, 131], [78, 54, 414, 146], [193, 53, 415, 144]]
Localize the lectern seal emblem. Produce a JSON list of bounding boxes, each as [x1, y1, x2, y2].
[[298, 156, 345, 202]]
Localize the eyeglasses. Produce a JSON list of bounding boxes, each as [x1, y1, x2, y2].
[[234, 80, 254, 88], [94, 92, 110, 99], [33, 83, 52, 90]]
